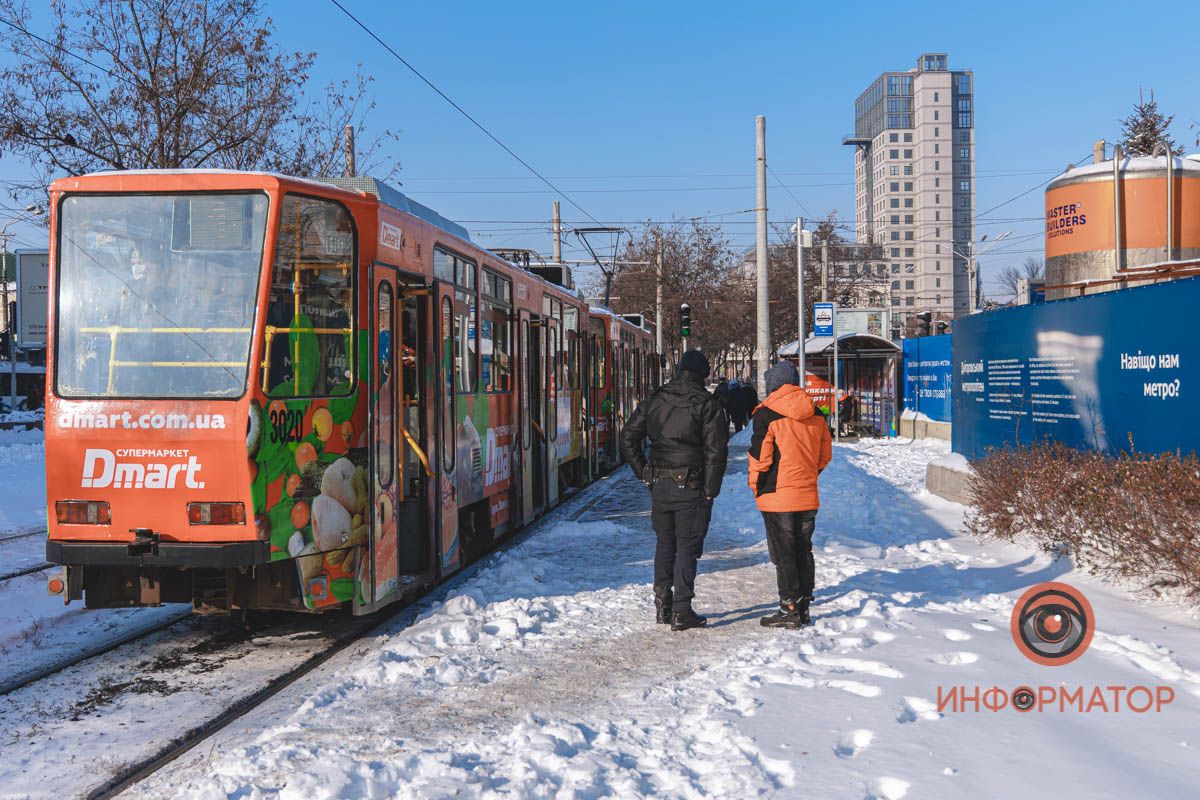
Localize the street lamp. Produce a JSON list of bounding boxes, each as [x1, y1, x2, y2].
[[3, 204, 45, 410], [953, 230, 1011, 314]]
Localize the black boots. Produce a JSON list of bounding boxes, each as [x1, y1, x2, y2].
[[654, 591, 673, 625], [760, 598, 811, 629], [670, 607, 708, 631]]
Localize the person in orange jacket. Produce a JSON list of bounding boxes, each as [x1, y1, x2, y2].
[[748, 361, 832, 628]]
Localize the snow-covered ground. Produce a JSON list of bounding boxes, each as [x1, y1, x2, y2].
[[95, 432, 1199, 800], [0, 430, 190, 689], [0, 427, 47, 534]]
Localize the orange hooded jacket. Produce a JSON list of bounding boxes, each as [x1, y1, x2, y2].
[[747, 384, 832, 512]]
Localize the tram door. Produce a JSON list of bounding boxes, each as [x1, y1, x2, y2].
[[520, 313, 547, 519], [545, 317, 560, 506], [360, 266, 431, 614]]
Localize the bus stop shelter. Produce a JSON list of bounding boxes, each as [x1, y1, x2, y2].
[[778, 333, 900, 437]]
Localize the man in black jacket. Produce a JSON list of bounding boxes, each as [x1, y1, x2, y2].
[[620, 350, 728, 631]]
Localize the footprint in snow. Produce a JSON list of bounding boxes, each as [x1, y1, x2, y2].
[[941, 629, 972, 642], [928, 652, 979, 666], [867, 776, 910, 800], [970, 622, 997, 632], [836, 729, 875, 758], [897, 696, 942, 723]]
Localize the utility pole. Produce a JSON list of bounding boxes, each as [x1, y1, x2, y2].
[[343, 125, 356, 177], [820, 240, 829, 302], [655, 246, 664, 355], [796, 218, 807, 379], [552, 201, 562, 263], [754, 115, 770, 394]]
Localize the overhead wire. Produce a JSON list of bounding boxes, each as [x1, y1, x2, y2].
[[327, 0, 606, 228]]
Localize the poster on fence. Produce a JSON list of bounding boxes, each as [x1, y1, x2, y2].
[[952, 277, 1197, 460], [902, 334, 952, 423]]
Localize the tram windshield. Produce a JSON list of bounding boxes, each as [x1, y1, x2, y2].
[[55, 193, 269, 398]]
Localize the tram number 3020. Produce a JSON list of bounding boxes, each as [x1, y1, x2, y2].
[[269, 408, 305, 444]]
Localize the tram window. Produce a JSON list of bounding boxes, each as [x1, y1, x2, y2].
[[376, 282, 394, 488], [453, 294, 476, 394], [481, 301, 511, 392], [566, 332, 577, 390], [435, 248, 477, 292], [265, 194, 355, 397], [441, 297, 454, 470], [55, 192, 269, 399]]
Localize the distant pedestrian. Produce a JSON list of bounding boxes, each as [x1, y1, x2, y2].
[[713, 378, 732, 435], [621, 350, 729, 631], [747, 361, 831, 629], [726, 379, 750, 433], [739, 381, 759, 419]]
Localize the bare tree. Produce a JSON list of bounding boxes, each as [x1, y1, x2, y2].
[[0, 0, 398, 198], [608, 221, 750, 376], [765, 212, 887, 351], [995, 256, 1045, 300]]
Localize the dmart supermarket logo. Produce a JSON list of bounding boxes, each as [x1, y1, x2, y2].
[[937, 582, 1176, 715]]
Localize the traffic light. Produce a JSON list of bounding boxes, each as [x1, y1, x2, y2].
[[679, 303, 691, 338]]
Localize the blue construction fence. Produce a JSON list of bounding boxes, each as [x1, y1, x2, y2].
[[901, 334, 953, 423], [952, 276, 1198, 461]]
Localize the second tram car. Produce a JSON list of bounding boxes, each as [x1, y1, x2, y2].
[[44, 170, 657, 613]]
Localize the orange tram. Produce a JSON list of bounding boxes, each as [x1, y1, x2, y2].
[[44, 170, 658, 613]]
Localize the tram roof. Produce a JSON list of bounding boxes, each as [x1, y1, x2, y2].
[[56, 169, 472, 243]]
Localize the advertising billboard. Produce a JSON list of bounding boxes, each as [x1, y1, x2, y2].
[[902, 334, 952, 423], [952, 277, 1198, 460], [16, 249, 49, 348], [837, 307, 890, 339]]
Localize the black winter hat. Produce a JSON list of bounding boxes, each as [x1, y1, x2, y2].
[[677, 349, 711, 380]]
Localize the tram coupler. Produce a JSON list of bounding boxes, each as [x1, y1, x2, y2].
[[127, 528, 161, 557]]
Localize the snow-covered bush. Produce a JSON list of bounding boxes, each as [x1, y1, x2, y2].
[[967, 441, 1200, 600]]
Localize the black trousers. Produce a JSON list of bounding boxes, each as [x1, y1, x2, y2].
[[762, 509, 818, 603], [650, 480, 712, 612]]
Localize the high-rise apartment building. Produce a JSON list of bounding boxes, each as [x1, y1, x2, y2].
[[844, 53, 974, 335]]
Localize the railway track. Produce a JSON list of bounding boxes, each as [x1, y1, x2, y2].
[[0, 610, 194, 698], [0, 560, 52, 581], [0, 526, 47, 544], [55, 478, 605, 798]]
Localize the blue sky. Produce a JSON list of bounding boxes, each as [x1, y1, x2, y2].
[[5, 1, 1198, 298]]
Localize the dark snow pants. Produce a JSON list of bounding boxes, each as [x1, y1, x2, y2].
[[650, 480, 713, 613], [762, 509, 818, 602]]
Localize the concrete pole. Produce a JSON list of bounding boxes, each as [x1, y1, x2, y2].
[[552, 201, 562, 263], [833, 305, 840, 444], [754, 115, 770, 394], [343, 125, 356, 177], [820, 242, 829, 302], [796, 218, 806, 380], [967, 245, 976, 314], [655, 247, 664, 355]]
